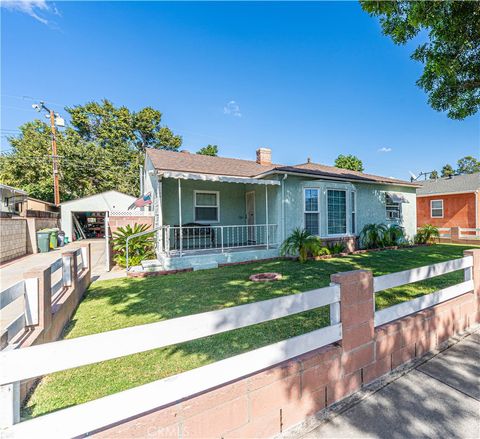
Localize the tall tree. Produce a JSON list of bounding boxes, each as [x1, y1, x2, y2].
[[457, 156, 480, 175], [441, 164, 455, 177], [361, 1, 480, 119], [334, 154, 364, 172], [197, 144, 219, 156], [429, 170, 439, 180], [0, 100, 182, 202]]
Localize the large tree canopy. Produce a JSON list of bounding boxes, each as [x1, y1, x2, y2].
[[0, 100, 182, 202], [334, 154, 364, 172], [361, 1, 480, 119]]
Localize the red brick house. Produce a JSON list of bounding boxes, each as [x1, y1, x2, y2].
[[416, 173, 480, 228]]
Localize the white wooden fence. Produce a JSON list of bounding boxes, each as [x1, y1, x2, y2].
[[0, 254, 475, 438], [373, 255, 473, 326]]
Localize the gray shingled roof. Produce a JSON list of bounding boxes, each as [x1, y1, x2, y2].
[[416, 173, 480, 195]]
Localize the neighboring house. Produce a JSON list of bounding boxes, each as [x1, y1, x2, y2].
[[416, 173, 480, 229], [142, 148, 418, 271], [0, 184, 27, 216]]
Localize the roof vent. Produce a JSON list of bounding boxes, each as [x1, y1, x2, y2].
[[256, 148, 272, 165], [180, 150, 190, 154]]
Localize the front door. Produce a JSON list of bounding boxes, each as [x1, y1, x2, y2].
[[246, 191, 256, 243]]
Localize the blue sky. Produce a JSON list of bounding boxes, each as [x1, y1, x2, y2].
[[1, 1, 479, 180]]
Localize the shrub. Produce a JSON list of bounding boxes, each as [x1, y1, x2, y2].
[[310, 241, 331, 258], [384, 224, 406, 246], [280, 228, 318, 263], [112, 223, 155, 268], [327, 241, 346, 255], [359, 223, 388, 249], [415, 224, 440, 244]]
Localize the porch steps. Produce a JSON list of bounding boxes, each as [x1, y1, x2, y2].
[[191, 261, 219, 271], [141, 260, 164, 272]]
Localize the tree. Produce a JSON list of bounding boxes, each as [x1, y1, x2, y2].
[[0, 100, 183, 202], [361, 1, 480, 119], [334, 154, 364, 172], [197, 144, 219, 156], [457, 156, 480, 175], [441, 164, 455, 177], [429, 170, 439, 179]]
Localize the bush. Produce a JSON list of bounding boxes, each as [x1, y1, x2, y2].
[[384, 224, 406, 246], [280, 228, 318, 263], [112, 223, 156, 268], [415, 224, 440, 244], [359, 223, 388, 249], [327, 241, 346, 254]]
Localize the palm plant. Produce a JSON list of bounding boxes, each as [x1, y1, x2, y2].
[[280, 228, 318, 263], [415, 224, 440, 245], [360, 223, 388, 249], [384, 224, 406, 246], [113, 223, 156, 268]]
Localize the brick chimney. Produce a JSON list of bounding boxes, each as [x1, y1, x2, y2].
[[256, 148, 272, 165]]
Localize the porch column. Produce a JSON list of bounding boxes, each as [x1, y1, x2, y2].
[[265, 185, 269, 249], [178, 178, 183, 256]]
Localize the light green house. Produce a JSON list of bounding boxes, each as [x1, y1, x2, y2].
[[142, 148, 418, 271]]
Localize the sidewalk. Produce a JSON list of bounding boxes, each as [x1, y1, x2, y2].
[[298, 330, 480, 439]]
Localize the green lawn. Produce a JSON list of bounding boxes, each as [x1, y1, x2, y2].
[[24, 244, 475, 419]]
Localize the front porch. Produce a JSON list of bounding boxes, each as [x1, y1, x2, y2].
[[146, 172, 282, 271]]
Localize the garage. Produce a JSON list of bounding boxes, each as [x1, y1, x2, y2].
[[60, 191, 138, 242]]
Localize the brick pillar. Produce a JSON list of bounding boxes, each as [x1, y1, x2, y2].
[[451, 226, 461, 243], [23, 266, 52, 331], [329, 270, 374, 401], [464, 249, 480, 324]]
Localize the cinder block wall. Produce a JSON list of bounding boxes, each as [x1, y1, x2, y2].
[[108, 216, 154, 236], [92, 251, 480, 438], [0, 218, 27, 263]]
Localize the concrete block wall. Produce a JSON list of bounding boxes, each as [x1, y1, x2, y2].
[[93, 250, 480, 438], [0, 218, 27, 263]]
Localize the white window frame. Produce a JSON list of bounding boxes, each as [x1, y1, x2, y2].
[[385, 194, 402, 221], [303, 188, 320, 236], [194, 190, 220, 223], [326, 188, 348, 237], [350, 191, 357, 235], [430, 199, 444, 218]]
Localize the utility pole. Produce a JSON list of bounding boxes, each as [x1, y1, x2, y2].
[[32, 101, 64, 206], [49, 109, 60, 206]]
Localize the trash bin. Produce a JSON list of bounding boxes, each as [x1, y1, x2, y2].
[[48, 229, 59, 249], [37, 231, 50, 253], [58, 231, 65, 247]]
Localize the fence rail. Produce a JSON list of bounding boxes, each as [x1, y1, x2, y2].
[[373, 255, 473, 327], [0, 252, 476, 438]]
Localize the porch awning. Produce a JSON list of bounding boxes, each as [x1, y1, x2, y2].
[[160, 171, 281, 186], [387, 192, 409, 203]]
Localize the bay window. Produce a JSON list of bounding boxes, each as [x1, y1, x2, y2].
[[327, 189, 347, 235], [304, 188, 319, 235]]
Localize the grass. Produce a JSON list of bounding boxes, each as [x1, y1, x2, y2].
[[24, 244, 475, 418]]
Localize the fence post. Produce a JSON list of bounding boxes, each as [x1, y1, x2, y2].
[[0, 381, 20, 428], [62, 250, 78, 293], [330, 269, 375, 395], [80, 242, 91, 271], [451, 226, 461, 243], [23, 266, 51, 331], [464, 249, 480, 324]]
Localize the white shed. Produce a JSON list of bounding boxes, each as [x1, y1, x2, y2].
[[60, 191, 138, 242]]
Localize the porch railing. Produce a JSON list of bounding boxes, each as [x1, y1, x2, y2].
[[160, 224, 278, 256]]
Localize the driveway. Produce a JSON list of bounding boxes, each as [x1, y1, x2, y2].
[[0, 239, 124, 331], [297, 330, 480, 439]]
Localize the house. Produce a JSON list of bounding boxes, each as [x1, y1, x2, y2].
[[0, 184, 27, 216], [142, 148, 418, 271], [416, 173, 480, 229]]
